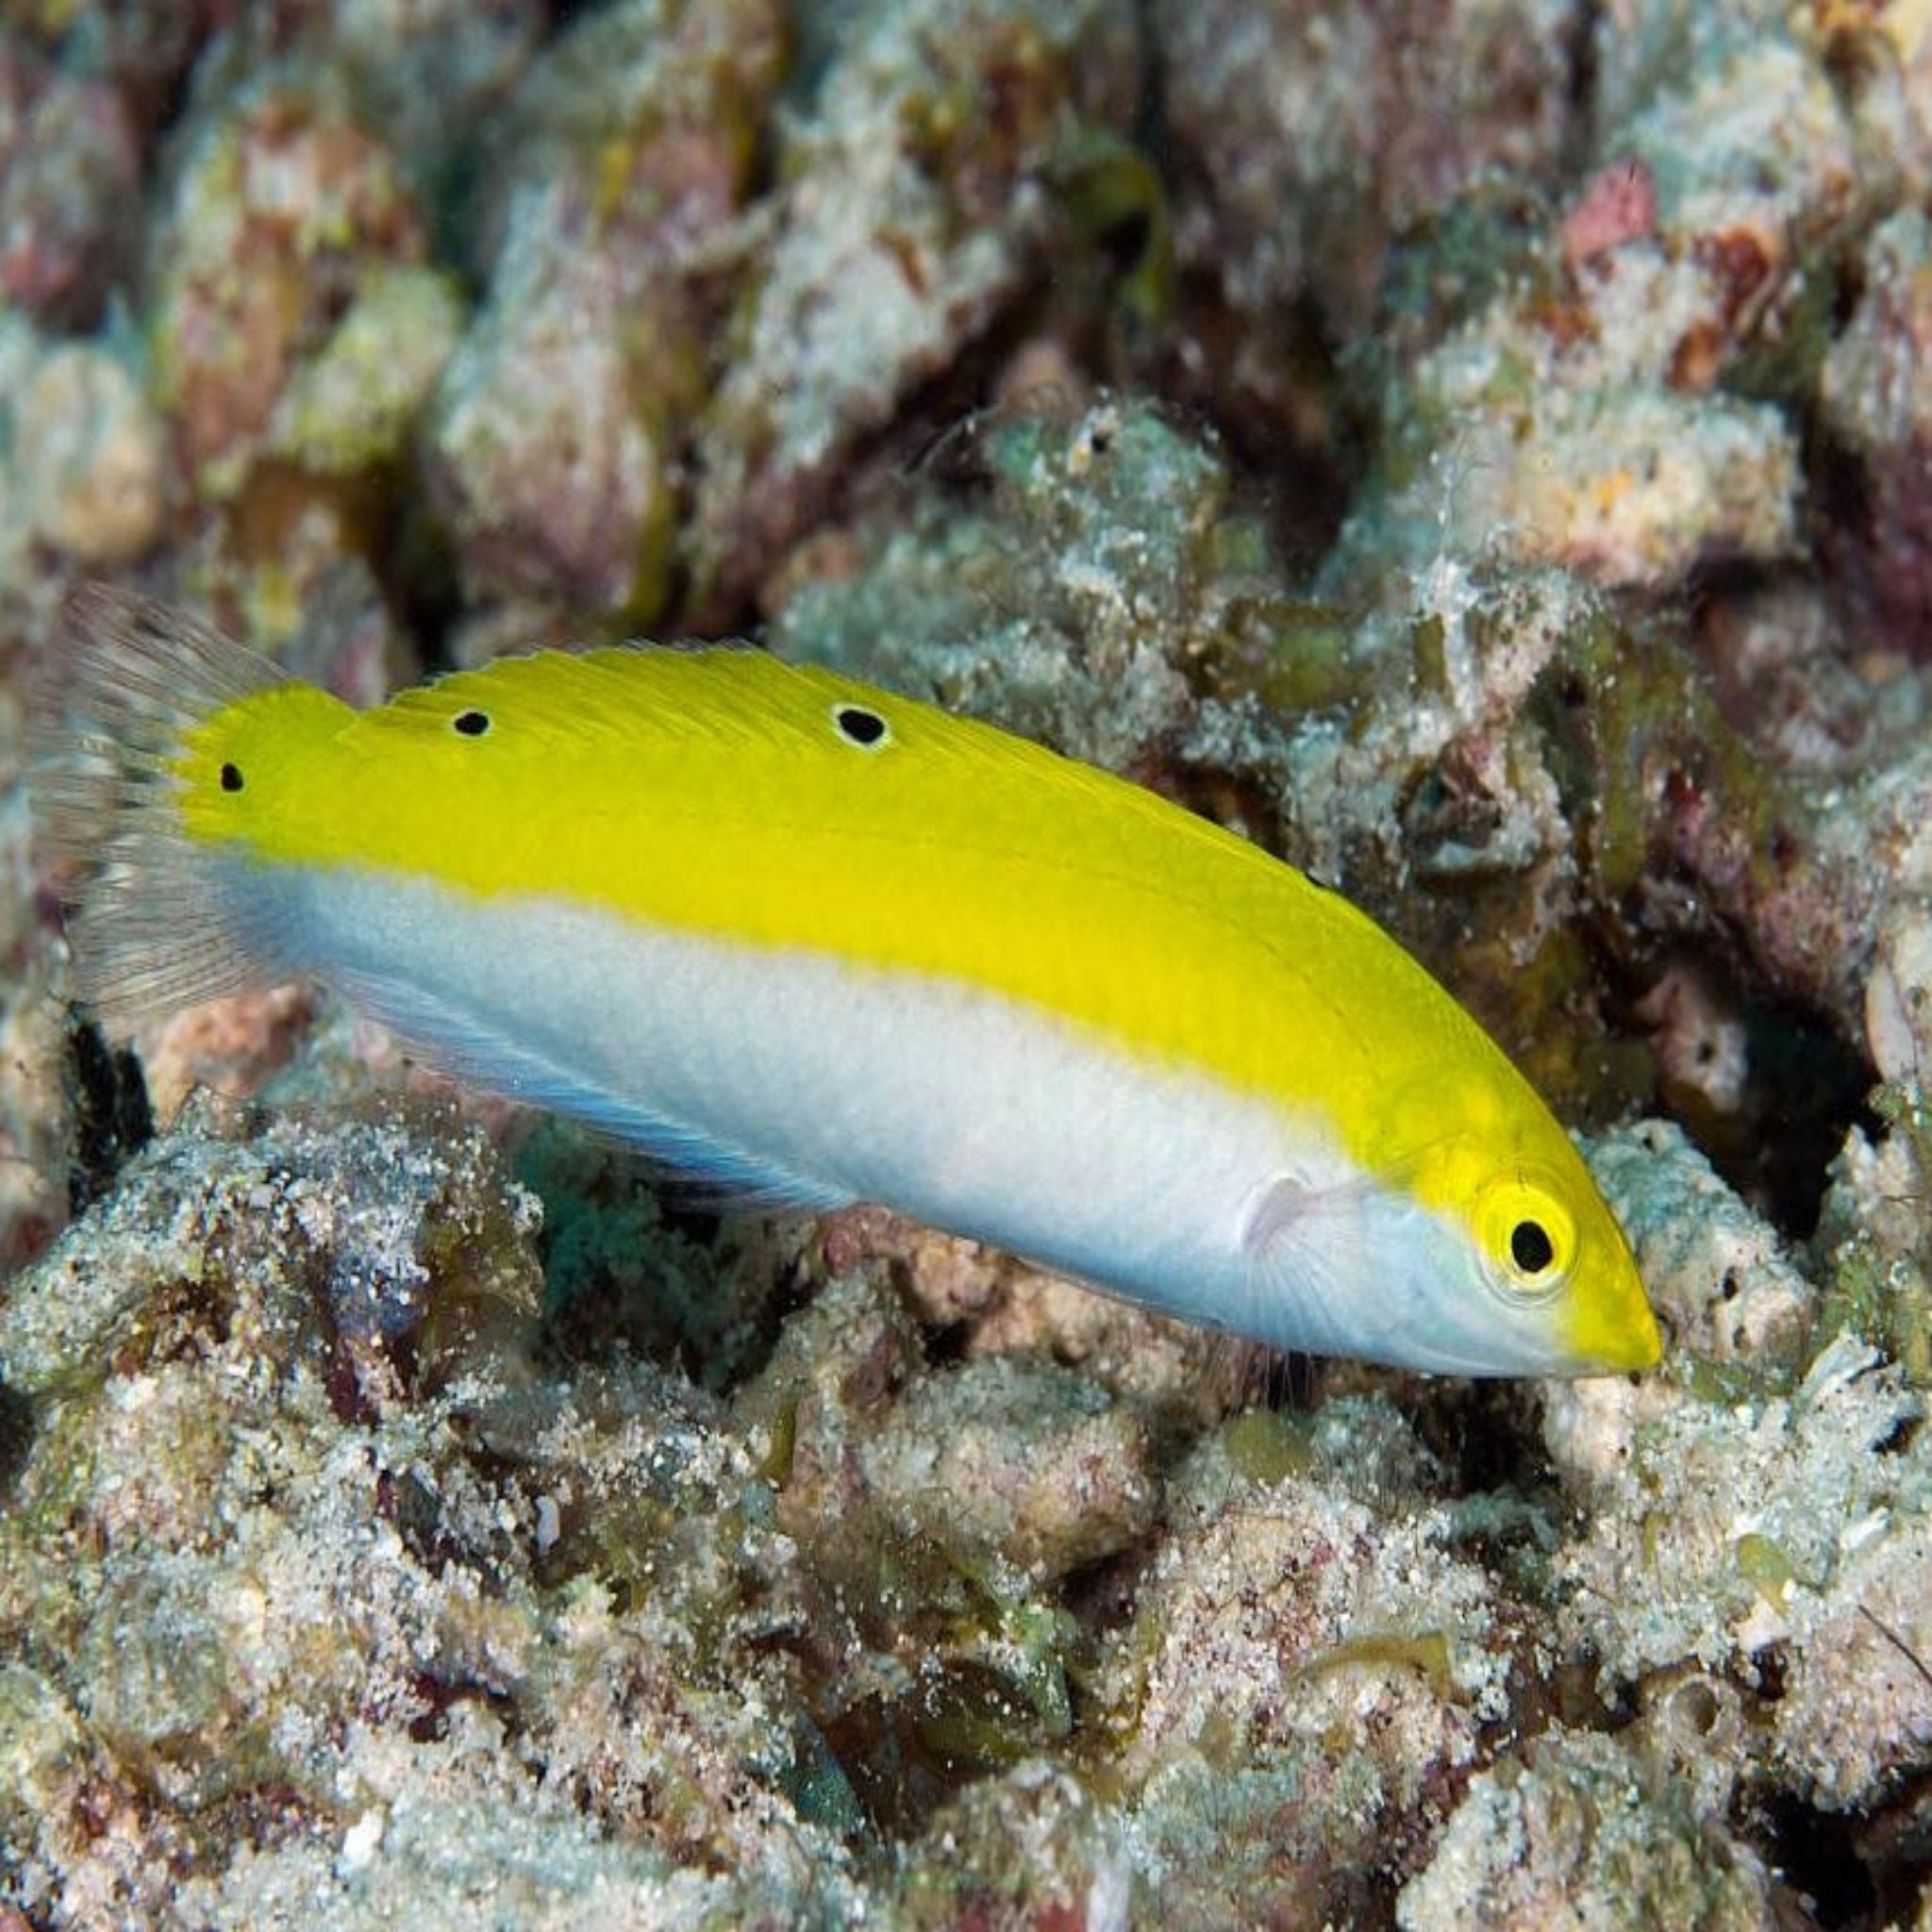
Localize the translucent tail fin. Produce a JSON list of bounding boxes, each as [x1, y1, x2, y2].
[[25, 586, 287, 1034]]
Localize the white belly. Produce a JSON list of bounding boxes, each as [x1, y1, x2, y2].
[[242, 859, 1354, 1335]]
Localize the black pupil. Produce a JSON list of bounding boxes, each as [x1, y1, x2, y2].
[[836, 706, 885, 745], [1510, 1219, 1556, 1274], [220, 762, 243, 792], [454, 710, 490, 737]]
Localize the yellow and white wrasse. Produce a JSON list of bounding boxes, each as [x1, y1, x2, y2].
[[29, 590, 1660, 1377]]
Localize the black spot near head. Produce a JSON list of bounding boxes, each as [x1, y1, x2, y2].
[[220, 762, 243, 792], [453, 709, 491, 738], [833, 704, 888, 747], [1510, 1219, 1556, 1274]]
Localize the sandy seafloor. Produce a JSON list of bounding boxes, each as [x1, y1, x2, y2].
[[2, 1, 1932, 1925]]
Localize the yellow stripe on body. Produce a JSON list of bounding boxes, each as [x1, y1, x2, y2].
[[175, 649, 1501, 1181]]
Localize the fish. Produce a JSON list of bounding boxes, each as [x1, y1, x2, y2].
[[26, 587, 1661, 1377]]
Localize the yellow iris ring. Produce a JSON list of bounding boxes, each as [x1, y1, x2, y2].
[[1474, 1169, 1578, 1304]]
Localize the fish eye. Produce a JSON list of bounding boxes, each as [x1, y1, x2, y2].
[[1510, 1219, 1556, 1274], [1475, 1174, 1576, 1303]]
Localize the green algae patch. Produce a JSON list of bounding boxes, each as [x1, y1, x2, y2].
[[1198, 593, 1371, 716], [1221, 1406, 1317, 1487]]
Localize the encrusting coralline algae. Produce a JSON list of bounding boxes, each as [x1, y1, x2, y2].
[[3, 0, 1932, 1924]]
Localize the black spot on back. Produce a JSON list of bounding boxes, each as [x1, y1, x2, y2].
[[834, 705, 888, 747]]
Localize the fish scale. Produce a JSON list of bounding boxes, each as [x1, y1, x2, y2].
[[27, 587, 1662, 1377]]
